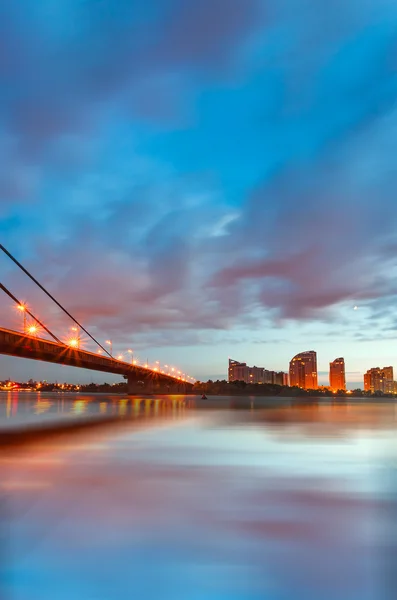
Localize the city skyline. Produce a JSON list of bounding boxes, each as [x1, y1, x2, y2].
[[2, 2, 397, 385], [0, 346, 389, 390]]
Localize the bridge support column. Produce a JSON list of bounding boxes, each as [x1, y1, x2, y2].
[[127, 378, 143, 396], [127, 376, 155, 396]]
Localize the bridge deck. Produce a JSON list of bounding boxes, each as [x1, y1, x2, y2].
[[0, 327, 190, 386]]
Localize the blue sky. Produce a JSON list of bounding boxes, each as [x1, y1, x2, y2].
[[1, 0, 397, 387]]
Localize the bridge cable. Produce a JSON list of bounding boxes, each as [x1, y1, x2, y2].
[[0, 281, 63, 344], [0, 244, 112, 358]]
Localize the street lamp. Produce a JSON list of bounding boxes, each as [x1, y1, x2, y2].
[[127, 349, 134, 364], [105, 340, 113, 357], [27, 324, 38, 337], [17, 304, 27, 333], [70, 326, 80, 349]]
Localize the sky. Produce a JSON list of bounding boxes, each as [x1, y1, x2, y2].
[[1, 0, 397, 387]]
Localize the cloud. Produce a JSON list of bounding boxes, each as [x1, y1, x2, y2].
[[211, 103, 397, 319], [2, 0, 397, 357], [0, 0, 263, 160]]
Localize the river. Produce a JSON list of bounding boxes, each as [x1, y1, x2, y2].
[[1, 393, 396, 599]]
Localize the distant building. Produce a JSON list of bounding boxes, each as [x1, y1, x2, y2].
[[364, 366, 394, 393], [228, 359, 288, 386], [250, 366, 265, 384], [271, 371, 289, 386], [264, 369, 274, 384], [329, 357, 346, 391], [289, 351, 318, 389], [228, 359, 250, 383]]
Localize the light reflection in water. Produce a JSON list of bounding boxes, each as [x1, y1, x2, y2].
[[72, 400, 88, 414], [118, 399, 128, 415], [34, 400, 52, 415]]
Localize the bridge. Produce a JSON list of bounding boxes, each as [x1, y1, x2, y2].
[[0, 245, 195, 395], [0, 327, 193, 395]]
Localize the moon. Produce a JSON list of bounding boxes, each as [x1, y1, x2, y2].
[[353, 306, 358, 310]]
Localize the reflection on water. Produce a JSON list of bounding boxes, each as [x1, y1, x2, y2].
[[0, 397, 396, 599], [0, 392, 192, 430]]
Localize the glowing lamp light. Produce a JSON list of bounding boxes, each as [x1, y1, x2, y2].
[[117, 355, 123, 360], [17, 304, 26, 312], [68, 338, 79, 348], [28, 325, 37, 335]]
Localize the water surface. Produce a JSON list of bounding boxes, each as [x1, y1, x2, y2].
[[1, 396, 396, 599]]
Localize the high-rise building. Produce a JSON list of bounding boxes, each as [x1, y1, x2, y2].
[[289, 351, 318, 389], [382, 366, 394, 393], [329, 357, 346, 391], [364, 366, 394, 393], [363, 371, 372, 392]]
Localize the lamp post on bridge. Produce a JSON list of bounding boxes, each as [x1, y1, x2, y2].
[[106, 340, 113, 357], [27, 324, 38, 337], [127, 349, 134, 364], [17, 304, 27, 334], [70, 326, 80, 349]]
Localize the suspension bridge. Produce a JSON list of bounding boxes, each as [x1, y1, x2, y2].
[[0, 245, 194, 395]]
